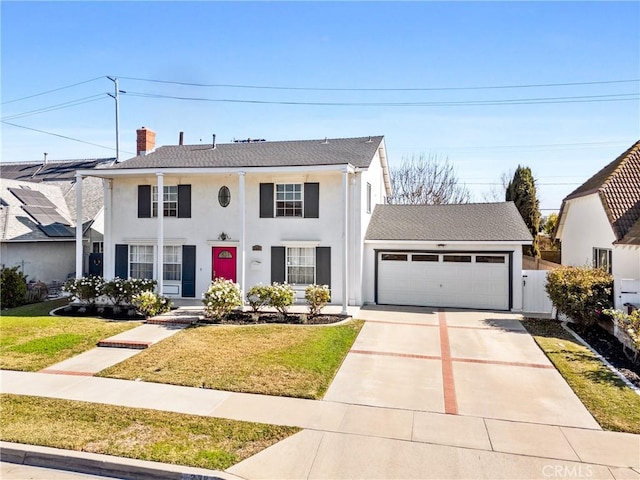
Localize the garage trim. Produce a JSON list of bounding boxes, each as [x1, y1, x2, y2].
[[373, 248, 514, 310]]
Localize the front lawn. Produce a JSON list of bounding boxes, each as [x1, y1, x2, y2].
[[0, 299, 142, 371], [0, 394, 297, 470], [99, 320, 363, 399], [523, 319, 640, 434]]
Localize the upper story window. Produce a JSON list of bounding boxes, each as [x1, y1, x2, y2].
[[593, 248, 612, 274], [152, 186, 178, 217], [260, 182, 318, 219], [366, 182, 372, 214], [218, 186, 231, 207], [276, 183, 303, 217]]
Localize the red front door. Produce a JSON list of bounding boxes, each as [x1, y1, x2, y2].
[[212, 247, 237, 282]]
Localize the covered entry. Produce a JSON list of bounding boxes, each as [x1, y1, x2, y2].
[[376, 251, 510, 310]]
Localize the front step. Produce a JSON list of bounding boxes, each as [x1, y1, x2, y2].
[[97, 339, 151, 349], [146, 316, 200, 326]]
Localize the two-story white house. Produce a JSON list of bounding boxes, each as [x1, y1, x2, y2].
[[555, 140, 640, 310], [74, 128, 531, 312]]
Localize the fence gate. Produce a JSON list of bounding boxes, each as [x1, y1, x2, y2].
[[522, 270, 554, 317]]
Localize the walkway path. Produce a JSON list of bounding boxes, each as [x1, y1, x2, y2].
[[1, 306, 639, 479]]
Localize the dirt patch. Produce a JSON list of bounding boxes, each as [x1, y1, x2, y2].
[[567, 322, 640, 388], [200, 312, 350, 326]]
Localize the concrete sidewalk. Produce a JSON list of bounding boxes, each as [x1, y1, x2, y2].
[[2, 307, 639, 479]]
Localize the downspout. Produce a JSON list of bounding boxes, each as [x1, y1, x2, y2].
[[75, 173, 83, 279], [156, 172, 164, 295]]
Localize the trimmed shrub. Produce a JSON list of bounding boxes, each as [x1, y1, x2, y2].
[[0, 267, 27, 309], [202, 278, 242, 319], [103, 278, 157, 307], [305, 284, 331, 317], [267, 282, 295, 317], [545, 266, 613, 326], [132, 291, 172, 317], [63, 276, 105, 306], [246, 284, 270, 314], [603, 308, 640, 351]]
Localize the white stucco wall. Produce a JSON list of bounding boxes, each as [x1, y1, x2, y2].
[[1, 241, 75, 284], [362, 241, 525, 311]]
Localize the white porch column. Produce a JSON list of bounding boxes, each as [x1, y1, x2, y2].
[[75, 173, 83, 279], [342, 168, 349, 314], [238, 171, 246, 301], [156, 172, 164, 294], [102, 179, 113, 279]]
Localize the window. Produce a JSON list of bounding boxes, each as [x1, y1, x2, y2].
[[286, 247, 315, 284], [92, 242, 104, 253], [476, 256, 505, 264], [443, 255, 472, 263], [276, 184, 303, 217], [381, 253, 408, 261], [412, 254, 438, 262], [366, 182, 372, 214], [152, 186, 178, 217], [130, 245, 154, 279], [593, 248, 612, 273], [218, 186, 231, 207], [163, 245, 182, 281]]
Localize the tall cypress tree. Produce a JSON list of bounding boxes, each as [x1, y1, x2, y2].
[[506, 166, 540, 257]]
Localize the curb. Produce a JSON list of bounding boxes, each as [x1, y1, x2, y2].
[[0, 442, 241, 480]]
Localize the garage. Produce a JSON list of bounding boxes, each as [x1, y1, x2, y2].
[[377, 251, 510, 310], [364, 203, 533, 311]]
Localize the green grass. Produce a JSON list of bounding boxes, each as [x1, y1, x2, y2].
[[0, 299, 142, 371], [100, 320, 364, 399], [523, 319, 640, 434], [0, 394, 297, 470]]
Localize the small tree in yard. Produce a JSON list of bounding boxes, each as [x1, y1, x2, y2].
[[506, 166, 541, 257], [545, 265, 613, 326], [0, 266, 27, 309]]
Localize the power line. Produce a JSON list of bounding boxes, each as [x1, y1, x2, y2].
[[1, 121, 135, 154], [2, 94, 108, 121], [1, 76, 105, 105], [118, 76, 640, 92], [122, 90, 639, 107]]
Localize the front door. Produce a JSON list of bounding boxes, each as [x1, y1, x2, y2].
[[212, 247, 237, 282]]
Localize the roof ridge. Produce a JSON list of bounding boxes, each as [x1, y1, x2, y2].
[[170, 135, 383, 148]]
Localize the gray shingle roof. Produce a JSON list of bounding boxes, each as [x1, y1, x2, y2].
[[0, 158, 115, 182], [365, 203, 533, 242], [115, 136, 384, 169]]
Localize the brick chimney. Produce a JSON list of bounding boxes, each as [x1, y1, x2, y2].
[[136, 127, 156, 156]]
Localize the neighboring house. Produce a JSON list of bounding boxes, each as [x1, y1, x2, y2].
[[555, 140, 640, 309], [0, 157, 114, 282], [75, 128, 531, 312]]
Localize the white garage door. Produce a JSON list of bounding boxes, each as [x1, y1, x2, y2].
[[378, 252, 509, 310]]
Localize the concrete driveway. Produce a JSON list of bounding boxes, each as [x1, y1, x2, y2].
[[228, 307, 640, 479]]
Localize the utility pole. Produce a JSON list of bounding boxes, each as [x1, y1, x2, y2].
[[107, 76, 123, 163]]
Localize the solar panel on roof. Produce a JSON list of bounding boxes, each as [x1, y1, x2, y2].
[[22, 205, 69, 225], [8, 188, 56, 208], [38, 223, 75, 237]]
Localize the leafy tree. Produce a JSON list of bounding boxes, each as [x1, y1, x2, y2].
[[0, 267, 27, 309], [542, 212, 559, 236], [388, 153, 471, 205], [506, 166, 541, 257]]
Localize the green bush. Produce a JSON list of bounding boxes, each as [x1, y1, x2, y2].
[[132, 291, 172, 317], [305, 284, 331, 317], [266, 283, 295, 318], [603, 308, 640, 351], [202, 278, 242, 319], [63, 276, 105, 305], [545, 266, 613, 326], [246, 284, 270, 314], [0, 267, 27, 309], [103, 278, 157, 307]]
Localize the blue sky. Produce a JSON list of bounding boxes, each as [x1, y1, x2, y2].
[[2, 1, 639, 212]]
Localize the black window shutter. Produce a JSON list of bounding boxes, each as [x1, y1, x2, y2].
[[271, 246, 286, 283], [115, 244, 128, 279], [260, 183, 274, 218], [304, 182, 319, 218], [178, 185, 191, 218], [182, 245, 196, 297], [316, 247, 331, 288], [138, 185, 151, 218]]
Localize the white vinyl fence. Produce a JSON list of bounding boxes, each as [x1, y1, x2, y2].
[[522, 270, 554, 317]]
